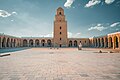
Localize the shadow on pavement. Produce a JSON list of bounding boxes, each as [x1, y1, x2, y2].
[[0, 47, 30, 54]]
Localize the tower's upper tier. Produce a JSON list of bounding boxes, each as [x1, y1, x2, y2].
[[55, 7, 66, 22], [56, 7, 64, 16]]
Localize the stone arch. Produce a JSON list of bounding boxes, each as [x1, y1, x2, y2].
[[74, 40, 77, 47], [98, 38, 100, 47], [29, 39, 34, 47], [41, 39, 45, 47], [2, 37, 6, 48], [114, 36, 119, 48], [16, 39, 19, 47], [35, 39, 39, 47], [95, 39, 98, 47], [11, 39, 13, 47], [6, 38, 10, 47], [20, 39, 22, 47], [17, 39, 20, 47], [47, 39, 51, 47], [93, 39, 95, 47], [105, 37, 108, 48], [109, 37, 113, 48], [101, 38, 104, 48], [69, 40, 72, 47], [23, 39, 28, 47], [13, 39, 16, 47]]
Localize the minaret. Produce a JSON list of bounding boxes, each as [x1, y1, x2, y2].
[[53, 7, 68, 47]]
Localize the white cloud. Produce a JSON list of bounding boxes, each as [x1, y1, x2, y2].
[[12, 12, 17, 15], [0, 10, 11, 17], [68, 32, 73, 37], [0, 10, 17, 18], [88, 24, 107, 31], [39, 32, 53, 37], [85, 0, 101, 8], [110, 22, 120, 27], [105, 0, 115, 4], [74, 33, 81, 38], [68, 32, 81, 38], [116, 28, 119, 31], [11, 20, 14, 22], [64, 0, 75, 8], [85, 0, 115, 8]]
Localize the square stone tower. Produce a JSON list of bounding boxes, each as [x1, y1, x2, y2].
[[53, 7, 68, 47]]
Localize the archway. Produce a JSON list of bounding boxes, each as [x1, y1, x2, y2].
[[101, 38, 104, 48], [69, 41, 72, 47], [23, 39, 28, 47], [114, 36, 119, 48], [105, 37, 108, 48], [2, 37, 6, 48], [95, 39, 98, 47], [13, 39, 16, 47], [60, 44, 62, 47], [109, 37, 113, 48], [93, 39, 95, 47], [29, 39, 34, 47], [6, 38, 10, 47], [41, 39, 45, 47], [47, 39, 51, 47], [35, 39, 39, 47], [11, 39, 13, 47], [98, 38, 100, 47], [74, 40, 77, 47], [16, 39, 19, 47]]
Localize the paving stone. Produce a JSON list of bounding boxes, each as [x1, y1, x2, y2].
[[116, 75, 120, 79], [0, 48, 120, 80], [79, 73, 89, 77]]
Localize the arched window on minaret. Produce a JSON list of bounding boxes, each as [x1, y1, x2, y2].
[[59, 12, 62, 15]]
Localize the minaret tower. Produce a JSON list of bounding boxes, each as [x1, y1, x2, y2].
[[53, 7, 68, 47]]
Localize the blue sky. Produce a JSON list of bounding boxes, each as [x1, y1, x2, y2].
[[0, 0, 120, 38]]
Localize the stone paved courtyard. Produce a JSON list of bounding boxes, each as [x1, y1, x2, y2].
[[0, 48, 120, 80]]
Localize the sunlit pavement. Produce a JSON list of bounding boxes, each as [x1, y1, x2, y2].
[[0, 48, 120, 80]]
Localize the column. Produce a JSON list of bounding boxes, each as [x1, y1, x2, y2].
[[0, 37, 2, 49], [108, 37, 110, 48], [118, 38, 120, 49], [113, 41, 115, 49], [27, 41, 29, 47], [100, 38, 102, 48], [33, 40, 35, 47], [104, 38, 106, 48], [97, 39, 99, 48]]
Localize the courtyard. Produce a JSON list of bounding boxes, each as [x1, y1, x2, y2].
[[0, 48, 120, 80]]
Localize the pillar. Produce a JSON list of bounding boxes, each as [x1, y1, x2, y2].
[[100, 38, 102, 48], [113, 40, 115, 49], [118, 36, 120, 49], [8, 41, 11, 48], [104, 38, 106, 48], [27, 40, 29, 47], [33, 40, 35, 47], [0, 37, 2, 49], [108, 37, 111, 48], [97, 39, 99, 48]]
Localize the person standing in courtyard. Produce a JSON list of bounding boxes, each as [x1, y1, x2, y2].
[[78, 42, 82, 50]]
